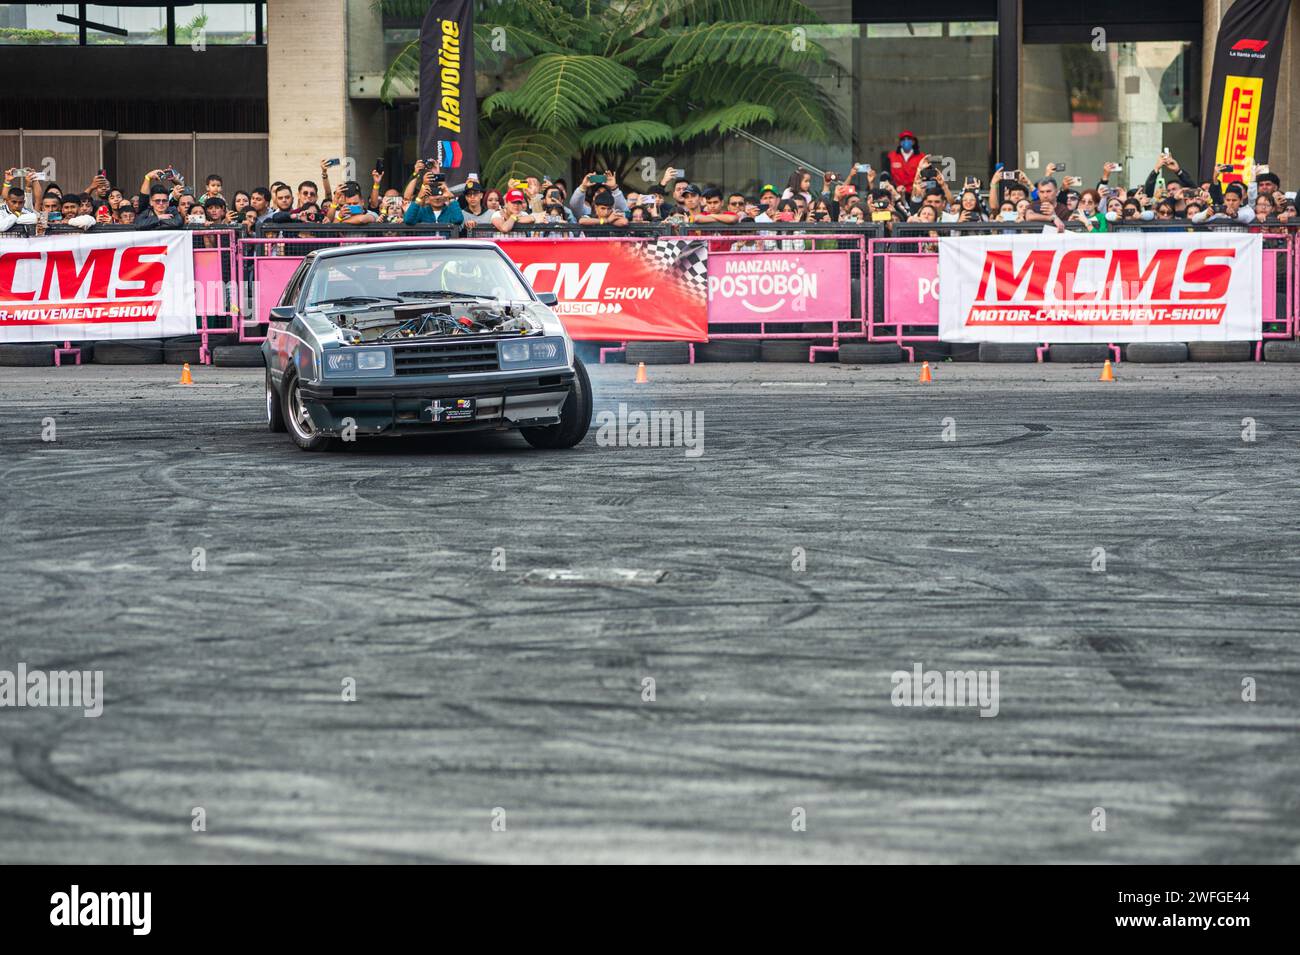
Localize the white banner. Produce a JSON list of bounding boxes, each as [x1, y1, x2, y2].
[[938, 231, 1262, 343], [0, 230, 196, 342]]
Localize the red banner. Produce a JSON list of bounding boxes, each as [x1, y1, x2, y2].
[[498, 238, 708, 342]]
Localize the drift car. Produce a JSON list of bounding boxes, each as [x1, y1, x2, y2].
[[262, 240, 591, 451]]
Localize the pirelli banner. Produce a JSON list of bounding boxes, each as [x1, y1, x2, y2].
[[938, 233, 1262, 343], [0, 230, 195, 342], [418, 0, 477, 188], [1200, 0, 1290, 184]]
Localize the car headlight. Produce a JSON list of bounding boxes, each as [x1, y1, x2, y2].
[[323, 347, 392, 377], [498, 337, 565, 366]]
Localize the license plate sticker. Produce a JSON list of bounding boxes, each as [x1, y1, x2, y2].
[[430, 398, 476, 422]]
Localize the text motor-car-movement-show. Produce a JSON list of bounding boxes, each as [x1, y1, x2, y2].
[[1, 0, 1298, 908]]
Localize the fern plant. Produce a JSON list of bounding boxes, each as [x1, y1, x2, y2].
[[378, 0, 840, 189]]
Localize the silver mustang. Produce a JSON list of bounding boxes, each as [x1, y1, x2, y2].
[[262, 240, 591, 452]]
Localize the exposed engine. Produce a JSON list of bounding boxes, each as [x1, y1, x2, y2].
[[334, 300, 541, 344]]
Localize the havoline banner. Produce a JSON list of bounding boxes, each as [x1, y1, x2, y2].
[[1200, 0, 1290, 186], [418, 0, 477, 187]]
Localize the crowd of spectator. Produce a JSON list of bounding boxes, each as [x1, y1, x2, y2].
[[4, 132, 1297, 238]]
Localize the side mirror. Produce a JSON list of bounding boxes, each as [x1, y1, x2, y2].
[[269, 305, 296, 322], [535, 292, 558, 307]]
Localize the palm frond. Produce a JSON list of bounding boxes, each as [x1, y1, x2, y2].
[[620, 22, 825, 69], [482, 127, 578, 188], [673, 103, 777, 140], [380, 38, 419, 104], [579, 120, 675, 151], [485, 53, 638, 132], [679, 63, 839, 140]]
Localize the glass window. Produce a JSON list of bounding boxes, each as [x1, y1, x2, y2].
[[0, 3, 262, 45], [84, 5, 165, 44], [1023, 41, 1199, 190], [0, 3, 79, 43]]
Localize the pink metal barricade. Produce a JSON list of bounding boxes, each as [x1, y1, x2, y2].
[[869, 232, 1299, 363], [191, 229, 239, 363]]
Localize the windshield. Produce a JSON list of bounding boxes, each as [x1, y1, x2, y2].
[[304, 248, 531, 308]]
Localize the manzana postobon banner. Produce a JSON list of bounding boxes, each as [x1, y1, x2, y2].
[[419, 0, 478, 187], [1200, 0, 1290, 185]]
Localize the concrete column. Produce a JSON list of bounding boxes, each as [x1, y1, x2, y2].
[[267, 0, 348, 187]]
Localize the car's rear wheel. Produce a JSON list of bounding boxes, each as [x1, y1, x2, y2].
[[521, 358, 592, 449], [266, 369, 286, 433], [282, 373, 335, 451]]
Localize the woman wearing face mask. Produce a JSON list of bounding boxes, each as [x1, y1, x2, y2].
[[887, 131, 925, 192]]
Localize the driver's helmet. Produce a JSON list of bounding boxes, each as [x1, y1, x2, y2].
[[441, 257, 487, 292]]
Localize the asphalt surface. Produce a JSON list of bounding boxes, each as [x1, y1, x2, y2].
[[1, 358, 1299, 864]]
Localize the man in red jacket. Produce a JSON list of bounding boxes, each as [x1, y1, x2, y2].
[[886, 130, 926, 193]]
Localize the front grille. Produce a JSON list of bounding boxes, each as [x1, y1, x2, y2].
[[392, 340, 500, 376]]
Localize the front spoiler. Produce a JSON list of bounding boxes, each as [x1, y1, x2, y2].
[[297, 369, 575, 436]]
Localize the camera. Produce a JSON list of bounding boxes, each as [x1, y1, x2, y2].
[[920, 166, 938, 180]]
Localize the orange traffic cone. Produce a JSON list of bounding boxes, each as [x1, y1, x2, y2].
[[179, 362, 193, 385], [1099, 359, 1115, 382], [634, 361, 648, 384], [918, 361, 932, 383]]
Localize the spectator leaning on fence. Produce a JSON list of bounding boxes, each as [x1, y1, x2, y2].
[[492, 188, 535, 233], [579, 189, 627, 227], [135, 185, 182, 230]]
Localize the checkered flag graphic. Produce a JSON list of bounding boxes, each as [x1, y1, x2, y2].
[[631, 239, 709, 301]]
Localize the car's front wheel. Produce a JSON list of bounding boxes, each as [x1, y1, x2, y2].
[[282, 373, 336, 451], [266, 369, 286, 433], [521, 358, 592, 449]]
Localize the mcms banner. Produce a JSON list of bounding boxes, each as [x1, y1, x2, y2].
[[419, 0, 477, 188], [1200, 0, 1290, 184], [0, 230, 195, 343], [499, 238, 709, 342], [938, 232, 1262, 343]]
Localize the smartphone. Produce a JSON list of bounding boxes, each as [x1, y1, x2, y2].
[[871, 210, 893, 222], [1054, 163, 1067, 172], [375, 158, 385, 174], [1111, 164, 1123, 172], [674, 170, 686, 180], [30, 171, 47, 182], [855, 163, 871, 174], [1257, 164, 1270, 175], [1001, 170, 1015, 180], [1216, 163, 1234, 173], [347, 204, 365, 215], [964, 176, 978, 188], [326, 158, 342, 168], [590, 174, 606, 185], [640, 195, 656, 206]]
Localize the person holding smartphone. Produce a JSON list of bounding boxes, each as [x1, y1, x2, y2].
[[404, 171, 463, 226], [570, 169, 629, 218]]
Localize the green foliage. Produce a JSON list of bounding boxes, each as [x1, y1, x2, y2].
[[381, 0, 840, 188]]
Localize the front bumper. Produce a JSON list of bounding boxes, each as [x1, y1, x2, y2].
[[297, 368, 575, 436]]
